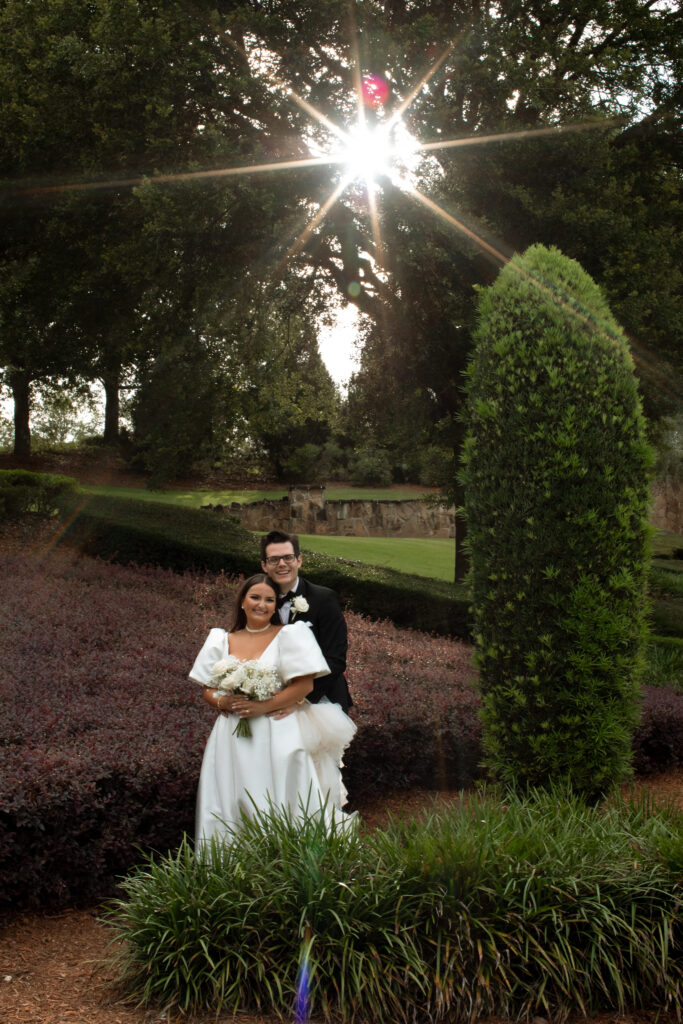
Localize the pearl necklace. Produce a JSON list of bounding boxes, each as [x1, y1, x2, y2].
[[245, 623, 272, 633]]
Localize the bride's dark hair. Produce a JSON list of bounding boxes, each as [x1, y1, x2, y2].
[[229, 574, 279, 632]]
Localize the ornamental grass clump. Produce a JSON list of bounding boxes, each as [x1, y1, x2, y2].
[[107, 787, 682, 1021], [461, 244, 654, 799]]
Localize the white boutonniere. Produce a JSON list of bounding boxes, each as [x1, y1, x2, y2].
[[290, 595, 309, 620]]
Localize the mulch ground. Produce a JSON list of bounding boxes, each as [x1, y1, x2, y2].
[[1, 775, 681, 1024]]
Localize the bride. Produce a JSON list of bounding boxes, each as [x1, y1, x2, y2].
[[189, 573, 356, 846]]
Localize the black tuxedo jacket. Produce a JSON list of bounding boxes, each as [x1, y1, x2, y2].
[[289, 577, 352, 713]]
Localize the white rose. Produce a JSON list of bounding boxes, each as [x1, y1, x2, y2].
[[291, 596, 309, 616]]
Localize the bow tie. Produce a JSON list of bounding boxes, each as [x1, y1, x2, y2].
[[277, 591, 297, 607]]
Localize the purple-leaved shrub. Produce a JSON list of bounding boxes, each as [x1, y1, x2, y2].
[[344, 616, 483, 797], [1, 546, 679, 913], [633, 686, 683, 775], [0, 546, 480, 911]]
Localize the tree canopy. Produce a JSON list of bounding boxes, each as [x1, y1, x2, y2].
[[1, 0, 680, 472]]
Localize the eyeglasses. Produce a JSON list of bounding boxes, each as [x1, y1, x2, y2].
[[264, 554, 298, 566]]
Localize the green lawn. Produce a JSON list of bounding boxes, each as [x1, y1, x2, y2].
[[79, 483, 680, 585], [81, 483, 428, 507], [297, 534, 456, 581], [653, 529, 683, 557]]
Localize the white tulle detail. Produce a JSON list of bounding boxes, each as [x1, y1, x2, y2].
[[296, 698, 357, 808]]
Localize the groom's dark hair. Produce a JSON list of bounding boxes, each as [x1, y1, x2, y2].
[[260, 529, 301, 559]]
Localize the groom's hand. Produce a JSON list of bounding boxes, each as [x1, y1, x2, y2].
[[267, 706, 296, 719]]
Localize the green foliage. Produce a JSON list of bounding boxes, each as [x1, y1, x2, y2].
[[0, 469, 77, 517], [416, 444, 454, 488], [55, 493, 471, 637], [650, 596, 683, 639], [280, 440, 348, 483], [279, 442, 325, 482], [650, 566, 683, 600], [107, 788, 682, 1020], [653, 413, 683, 484], [130, 344, 223, 486], [461, 244, 654, 798], [648, 566, 683, 639], [348, 446, 393, 487], [644, 637, 683, 693]]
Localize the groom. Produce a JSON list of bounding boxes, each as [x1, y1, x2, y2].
[[261, 529, 353, 713]]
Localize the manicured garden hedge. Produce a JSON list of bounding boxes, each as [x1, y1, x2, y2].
[[1, 546, 681, 917], [55, 492, 472, 638], [461, 244, 653, 797], [0, 468, 78, 517]]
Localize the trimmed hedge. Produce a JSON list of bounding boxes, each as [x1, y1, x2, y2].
[[55, 492, 472, 638], [0, 469, 78, 517], [461, 244, 653, 798]]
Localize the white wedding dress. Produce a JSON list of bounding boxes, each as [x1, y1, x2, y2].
[[189, 621, 357, 846]]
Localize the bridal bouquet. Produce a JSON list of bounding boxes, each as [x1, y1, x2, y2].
[[210, 656, 281, 737]]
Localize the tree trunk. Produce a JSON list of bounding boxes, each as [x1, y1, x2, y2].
[[452, 439, 469, 582], [102, 370, 120, 445], [10, 369, 32, 458]]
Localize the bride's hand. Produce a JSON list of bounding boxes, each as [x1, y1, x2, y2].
[[232, 698, 260, 719]]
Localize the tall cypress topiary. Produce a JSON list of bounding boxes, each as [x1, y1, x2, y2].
[[461, 244, 653, 798]]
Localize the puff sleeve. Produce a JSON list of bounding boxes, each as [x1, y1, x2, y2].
[[277, 621, 330, 685], [189, 628, 229, 686]]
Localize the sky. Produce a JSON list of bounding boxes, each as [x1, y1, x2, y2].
[[317, 304, 361, 391]]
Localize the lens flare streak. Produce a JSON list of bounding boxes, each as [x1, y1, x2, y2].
[[417, 118, 618, 156], [8, 9, 649, 366], [295, 940, 311, 1024], [282, 177, 350, 266], [404, 182, 509, 266], [16, 153, 340, 197]]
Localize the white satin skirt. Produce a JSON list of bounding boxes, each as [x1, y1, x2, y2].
[[195, 698, 356, 846]]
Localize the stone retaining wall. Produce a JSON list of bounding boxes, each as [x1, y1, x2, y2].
[[209, 480, 682, 540], [651, 478, 682, 536], [216, 485, 455, 538]]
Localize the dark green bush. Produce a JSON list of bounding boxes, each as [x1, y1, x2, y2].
[[0, 469, 78, 518], [417, 444, 454, 488], [461, 244, 653, 798], [55, 493, 472, 638], [348, 446, 393, 487]]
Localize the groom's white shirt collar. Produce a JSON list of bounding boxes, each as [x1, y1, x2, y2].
[[278, 578, 300, 623]]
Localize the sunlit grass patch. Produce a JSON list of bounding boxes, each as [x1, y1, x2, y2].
[[298, 533, 456, 580]]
